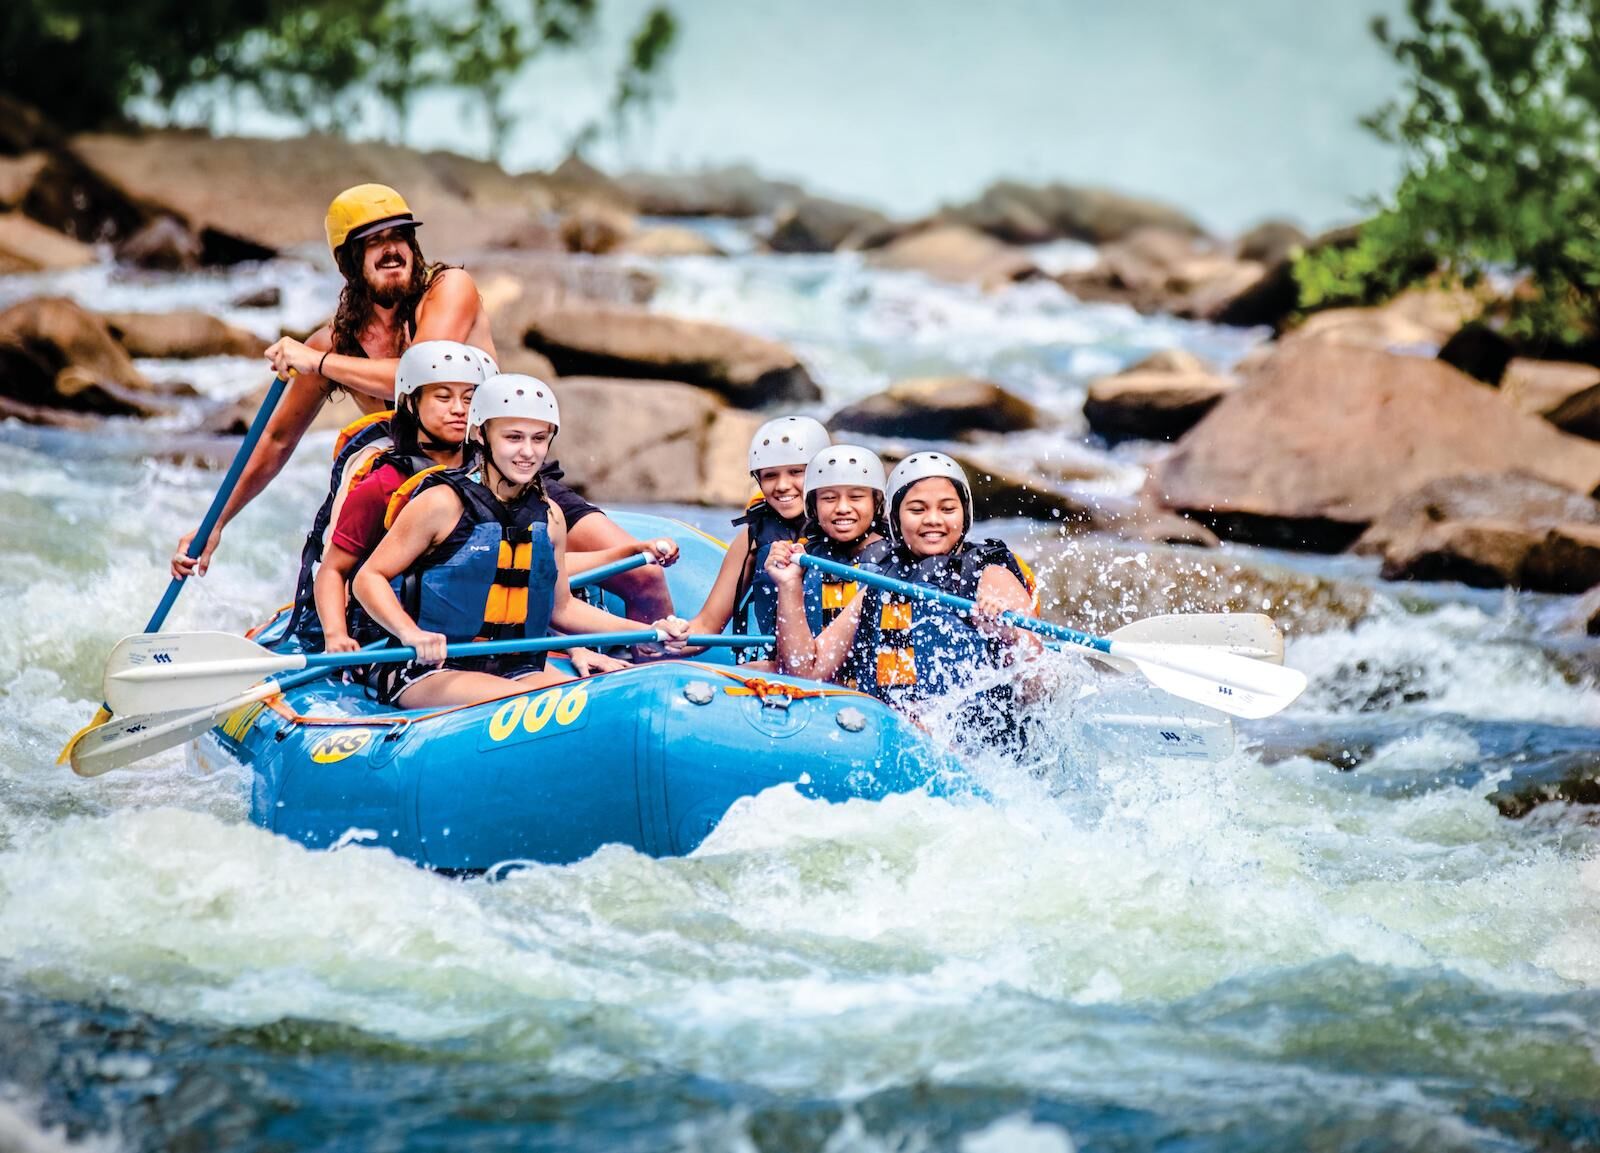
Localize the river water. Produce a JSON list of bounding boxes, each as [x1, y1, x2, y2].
[[1, 245, 1597, 1151]]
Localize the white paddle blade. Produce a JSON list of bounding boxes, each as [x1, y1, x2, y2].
[[1109, 613, 1284, 664], [103, 631, 302, 715], [70, 680, 282, 776], [1108, 640, 1307, 720]]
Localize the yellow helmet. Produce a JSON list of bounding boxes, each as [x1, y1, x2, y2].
[[324, 183, 422, 258]]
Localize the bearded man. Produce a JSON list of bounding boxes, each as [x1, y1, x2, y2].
[[172, 183, 675, 620]]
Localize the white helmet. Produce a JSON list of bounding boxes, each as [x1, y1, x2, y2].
[[805, 444, 886, 498], [886, 451, 972, 546], [468, 373, 560, 433], [748, 416, 830, 473], [395, 340, 497, 400]]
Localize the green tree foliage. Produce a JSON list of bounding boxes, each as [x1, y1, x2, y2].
[[0, 0, 677, 160], [1295, 0, 1600, 347]]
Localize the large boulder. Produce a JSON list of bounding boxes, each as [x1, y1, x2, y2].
[[113, 215, 203, 271], [514, 302, 820, 406], [1151, 341, 1600, 550], [827, 377, 1044, 441], [1083, 349, 1237, 443], [1234, 219, 1308, 267], [557, 202, 636, 255], [1057, 228, 1265, 318], [870, 224, 1040, 288], [0, 296, 184, 420], [616, 165, 804, 218], [766, 195, 891, 254], [65, 130, 557, 261], [205, 383, 363, 436], [1354, 472, 1600, 591], [943, 179, 1205, 245], [616, 226, 724, 258], [0, 212, 96, 274], [551, 376, 762, 506], [101, 311, 268, 360], [1546, 384, 1600, 442], [1501, 358, 1600, 418]]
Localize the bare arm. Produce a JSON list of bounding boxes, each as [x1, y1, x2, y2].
[[171, 364, 332, 578], [547, 504, 664, 637], [683, 528, 752, 636], [312, 543, 365, 653], [353, 487, 460, 662]]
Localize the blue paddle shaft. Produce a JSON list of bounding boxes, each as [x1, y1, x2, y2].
[[797, 553, 1111, 654], [302, 631, 662, 671], [144, 374, 291, 632], [569, 553, 649, 591]]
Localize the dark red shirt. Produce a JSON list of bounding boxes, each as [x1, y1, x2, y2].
[[329, 462, 408, 559]]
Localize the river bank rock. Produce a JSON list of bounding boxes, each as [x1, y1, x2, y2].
[[827, 377, 1044, 441], [1562, 584, 1600, 636], [113, 216, 203, 271], [0, 296, 192, 420], [1502, 359, 1600, 419], [616, 226, 725, 258], [944, 179, 1206, 245], [205, 380, 363, 436], [1057, 228, 1265, 318], [870, 224, 1040, 288], [0, 212, 95, 274], [766, 195, 891, 254], [511, 301, 820, 406], [558, 203, 635, 255], [1083, 349, 1237, 443], [1487, 751, 1600, 819], [1235, 219, 1308, 267], [64, 129, 558, 261], [101, 311, 268, 360], [1151, 341, 1600, 550], [1287, 286, 1481, 355], [1354, 472, 1600, 591], [550, 376, 761, 506], [617, 165, 804, 218]]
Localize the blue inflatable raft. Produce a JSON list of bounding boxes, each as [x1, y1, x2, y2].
[[198, 513, 968, 871]]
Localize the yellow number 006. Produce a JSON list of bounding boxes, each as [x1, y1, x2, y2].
[[487, 685, 589, 743]]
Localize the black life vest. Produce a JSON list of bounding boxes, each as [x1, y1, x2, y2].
[[729, 497, 804, 664], [797, 534, 892, 688], [283, 410, 433, 651]]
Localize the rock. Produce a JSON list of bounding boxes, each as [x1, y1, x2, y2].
[[1207, 223, 1377, 333], [101, 311, 268, 360], [66, 130, 558, 261], [0, 212, 96, 274], [615, 226, 724, 258], [870, 224, 1040, 288], [1288, 286, 1480, 355], [1235, 219, 1308, 267], [1502, 358, 1600, 418], [1083, 352, 1237, 443], [494, 345, 560, 381], [542, 152, 633, 211], [1354, 472, 1600, 592], [549, 376, 763, 506], [558, 203, 635, 255], [113, 216, 203, 271], [766, 195, 891, 254], [515, 302, 820, 407], [1150, 341, 1600, 551], [944, 179, 1206, 245], [0, 153, 48, 210], [0, 296, 177, 419], [827, 377, 1044, 440], [617, 165, 804, 218], [1436, 323, 1514, 385], [1487, 751, 1600, 818], [1057, 228, 1266, 318], [230, 286, 282, 309], [206, 381, 362, 436], [1546, 384, 1600, 442]]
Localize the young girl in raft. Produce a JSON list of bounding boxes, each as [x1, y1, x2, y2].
[[766, 452, 1040, 739], [353, 374, 689, 708], [313, 340, 493, 654], [677, 416, 830, 666]]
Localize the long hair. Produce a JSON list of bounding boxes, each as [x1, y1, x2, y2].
[[330, 232, 451, 359]]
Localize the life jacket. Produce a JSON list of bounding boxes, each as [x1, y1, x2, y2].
[[282, 410, 433, 651], [729, 497, 804, 663], [385, 466, 557, 669], [851, 538, 1036, 709]]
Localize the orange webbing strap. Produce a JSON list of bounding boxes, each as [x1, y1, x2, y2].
[[384, 464, 447, 529], [245, 605, 294, 640], [705, 666, 865, 702], [1014, 552, 1040, 614], [332, 409, 394, 459]]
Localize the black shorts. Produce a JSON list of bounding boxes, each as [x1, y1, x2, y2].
[[373, 656, 545, 708], [540, 461, 601, 530]]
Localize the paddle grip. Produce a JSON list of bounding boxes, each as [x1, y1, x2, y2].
[[145, 374, 292, 632], [797, 554, 1110, 653]]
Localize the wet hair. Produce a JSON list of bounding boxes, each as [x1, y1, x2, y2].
[[329, 230, 453, 364]]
